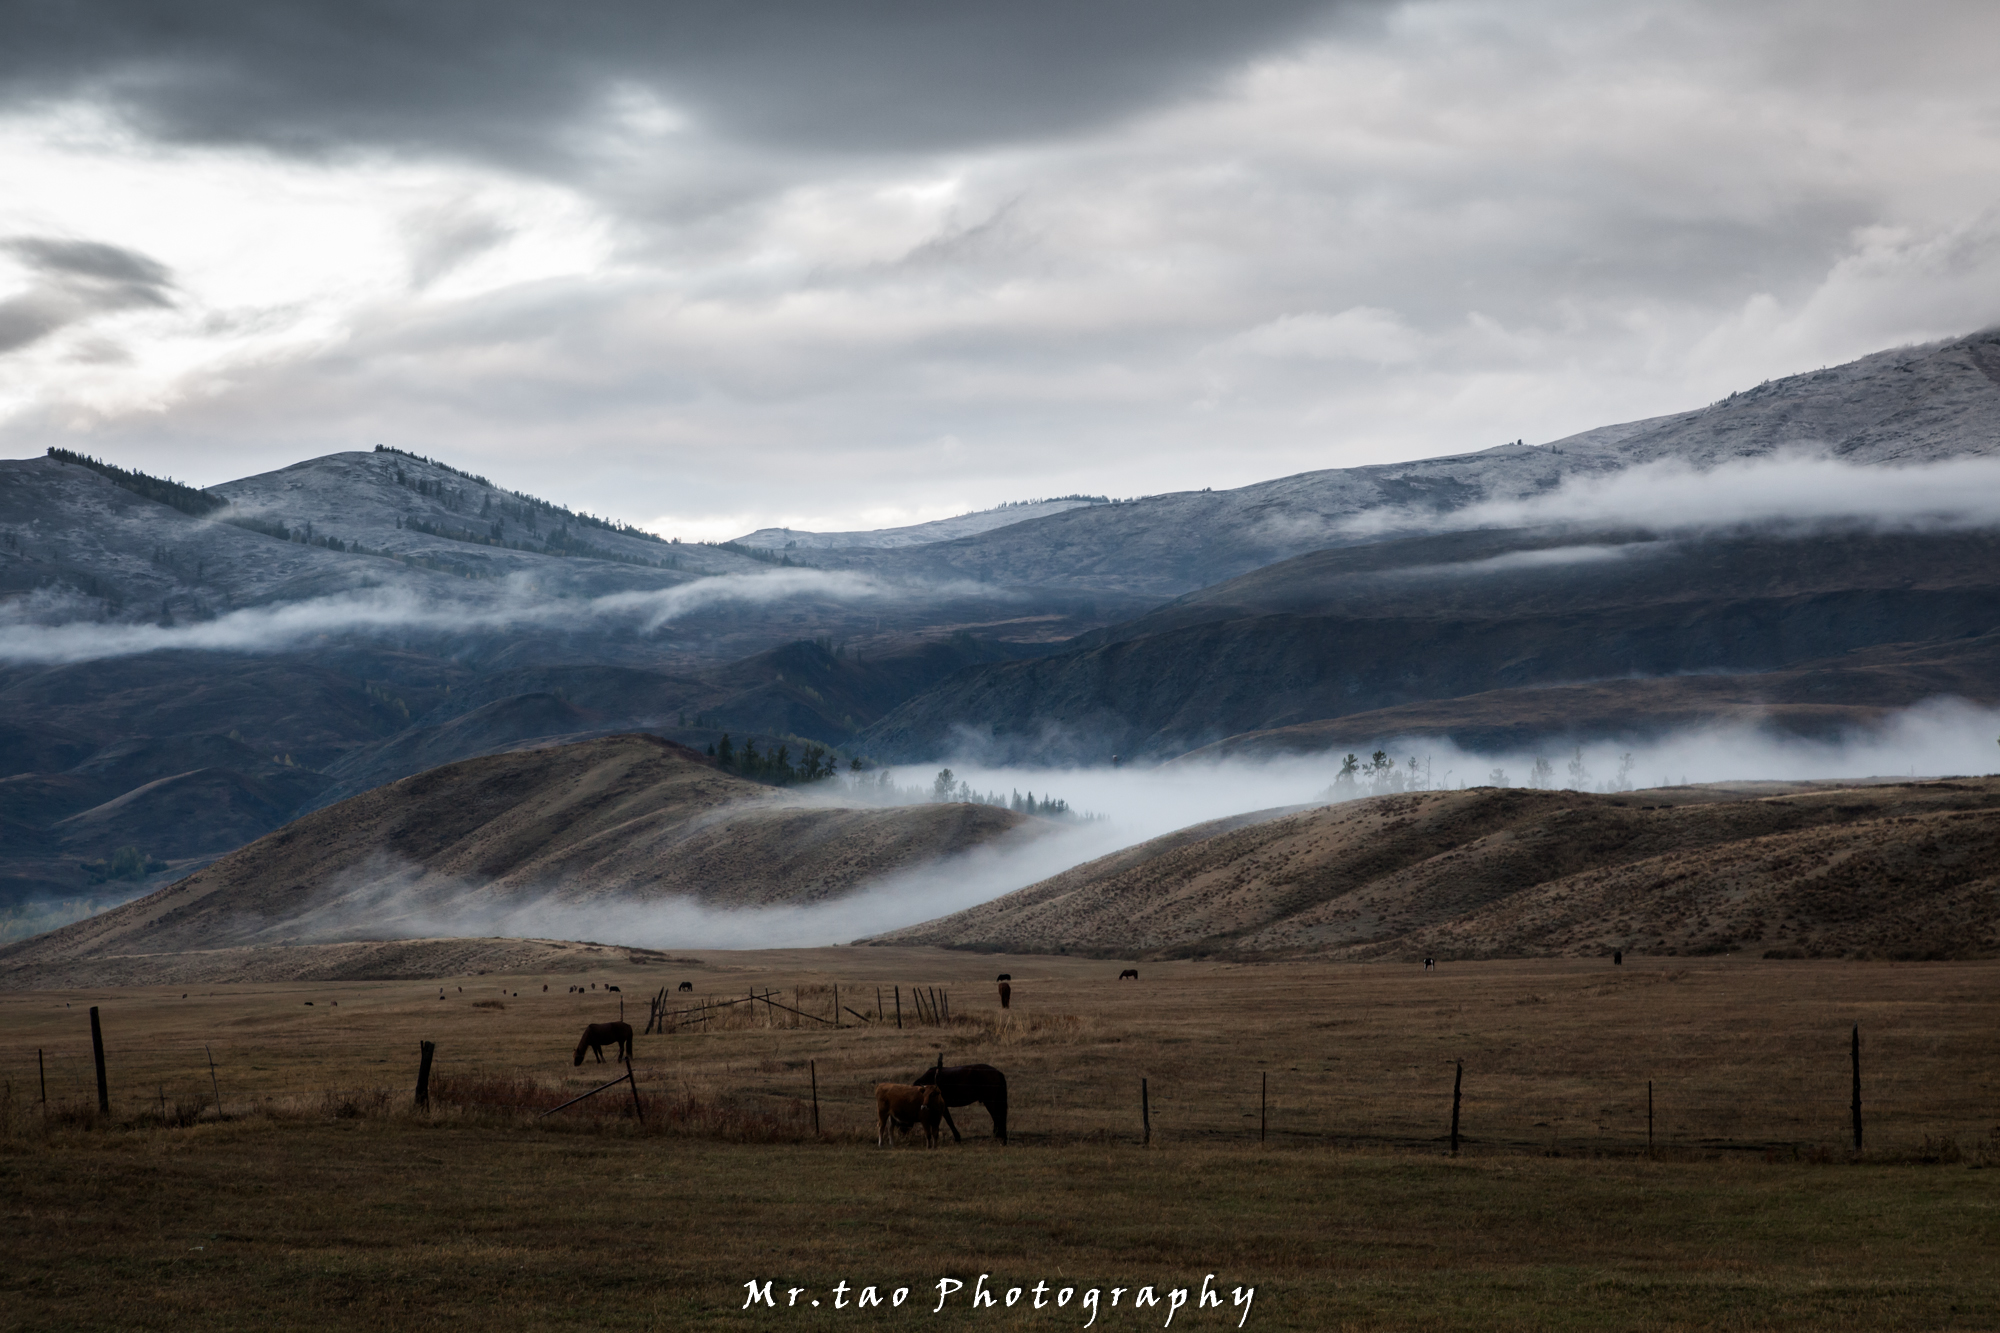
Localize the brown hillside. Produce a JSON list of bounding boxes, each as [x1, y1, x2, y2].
[[868, 779, 2000, 961], [1, 734, 1031, 976]]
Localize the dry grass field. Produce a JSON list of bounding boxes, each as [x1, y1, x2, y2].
[[875, 779, 2000, 963], [5, 950, 2000, 1330]]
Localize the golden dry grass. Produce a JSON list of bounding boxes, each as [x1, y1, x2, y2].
[[4, 951, 1999, 1329], [876, 779, 2000, 962]]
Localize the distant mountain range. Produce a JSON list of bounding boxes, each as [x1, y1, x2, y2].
[[5, 326, 2000, 934]]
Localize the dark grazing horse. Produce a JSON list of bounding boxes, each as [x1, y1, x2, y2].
[[1118, 969, 1138, 980], [912, 1062, 1008, 1144], [678, 981, 694, 992], [573, 1021, 633, 1065]]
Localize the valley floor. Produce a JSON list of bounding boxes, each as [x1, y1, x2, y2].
[[4, 952, 1998, 1330]]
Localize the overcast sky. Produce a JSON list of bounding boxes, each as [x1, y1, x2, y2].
[[2, 0, 1998, 540]]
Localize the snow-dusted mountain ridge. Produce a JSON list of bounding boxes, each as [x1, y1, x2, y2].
[[734, 497, 1105, 551], [792, 328, 2000, 597]]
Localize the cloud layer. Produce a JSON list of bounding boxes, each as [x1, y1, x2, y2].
[[0, 566, 906, 666], [1353, 453, 2000, 539], [298, 696, 2000, 950], [2, 1, 1998, 534]]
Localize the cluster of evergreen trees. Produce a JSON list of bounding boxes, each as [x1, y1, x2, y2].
[[1328, 750, 1436, 797], [1481, 748, 1637, 793], [696, 739, 1087, 819], [47, 448, 226, 516], [926, 767, 1074, 816], [1327, 745, 1639, 798], [988, 493, 1109, 510], [705, 734, 842, 785], [707, 539, 813, 568], [82, 845, 167, 885]]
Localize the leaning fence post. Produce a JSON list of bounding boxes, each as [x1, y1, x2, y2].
[[38, 1047, 47, 1110], [1449, 1061, 1463, 1156], [89, 1006, 109, 1114], [895, 986, 902, 1029], [1848, 1016, 1864, 1152], [1142, 1077, 1151, 1146], [415, 1040, 436, 1109], [810, 1059, 820, 1135], [624, 1057, 644, 1123]]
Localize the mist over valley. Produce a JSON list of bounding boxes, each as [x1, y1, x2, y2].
[[7, 329, 2000, 970]]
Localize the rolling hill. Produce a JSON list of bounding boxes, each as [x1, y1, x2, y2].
[[868, 780, 2000, 962], [0, 734, 1034, 984]]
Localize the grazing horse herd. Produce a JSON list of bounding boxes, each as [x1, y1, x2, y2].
[[563, 969, 1130, 1145]]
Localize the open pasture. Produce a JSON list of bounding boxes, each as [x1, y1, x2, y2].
[[4, 952, 2000, 1329], [7, 951, 1998, 1155]]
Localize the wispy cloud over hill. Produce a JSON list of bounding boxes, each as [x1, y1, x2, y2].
[[1350, 453, 2000, 538]]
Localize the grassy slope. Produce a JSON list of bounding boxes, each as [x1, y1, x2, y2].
[[0, 735, 1029, 977], [872, 780, 2000, 960]]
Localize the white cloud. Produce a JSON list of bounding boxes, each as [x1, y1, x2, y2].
[[1224, 307, 1428, 364], [2, 1, 1999, 531], [1353, 453, 2000, 537]]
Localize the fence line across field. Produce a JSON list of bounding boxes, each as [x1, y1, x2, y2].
[[9, 1010, 1988, 1157]]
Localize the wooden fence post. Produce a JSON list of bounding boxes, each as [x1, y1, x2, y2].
[[1851, 1024, 1862, 1154], [877, 986, 883, 1022], [895, 986, 903, 1029], [810, 1059, 820, 1135], [833, 982, 840, 1029], [415, 1040, 436, 1109], [89, 1006, 108, 1114], [1449, 1061, 1462, 1156], [1142, 1077, 1151, 1146], [38, 1047, 46, 1109], [624, 1057, 644, 1123]]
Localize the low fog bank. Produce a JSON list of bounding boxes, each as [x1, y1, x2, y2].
[[925, 697, 2000, 811], [267, 698, 2000, 954], [0, 567, 983, 666], [1350, 453, 2000, 540], [293, 822, 1137, 952]]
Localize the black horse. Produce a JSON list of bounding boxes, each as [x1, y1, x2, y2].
[[573, 1021, 633, 1065], [912, 1062, 1008, 1144]]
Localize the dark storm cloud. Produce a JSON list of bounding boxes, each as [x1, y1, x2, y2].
[[0, 236, 174, 353], [0, 0, 1368, 166]]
